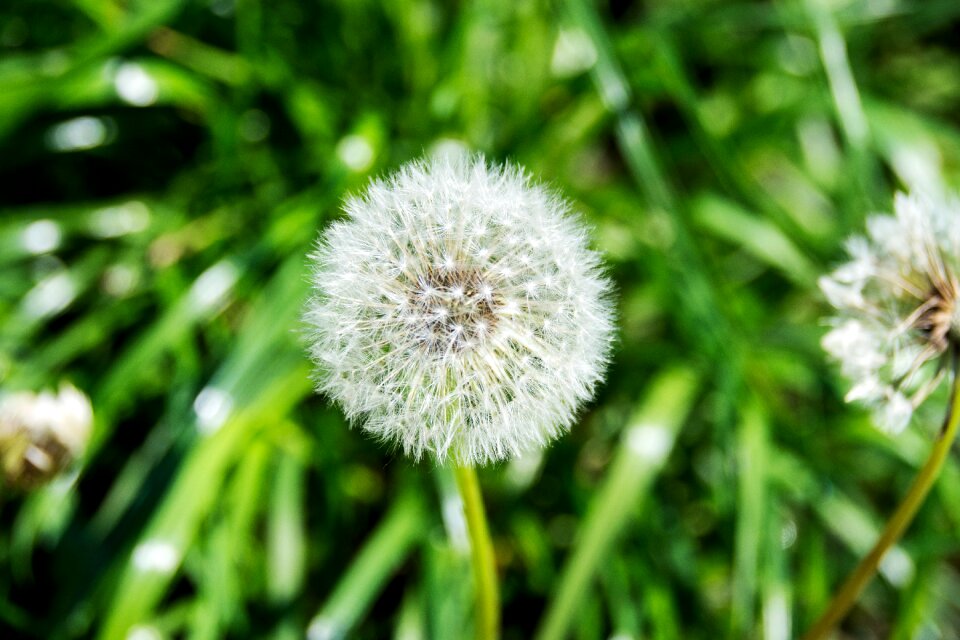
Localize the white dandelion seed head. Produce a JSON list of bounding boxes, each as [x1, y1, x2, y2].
[[821, 191, 960, 433], [0, 383, 93, 487], [305, 153, 615, 465]]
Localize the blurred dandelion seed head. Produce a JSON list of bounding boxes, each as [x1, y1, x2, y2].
[[821, 191, 960, 432], [305, 153, 614, 465], [0, 384, 93, 488]]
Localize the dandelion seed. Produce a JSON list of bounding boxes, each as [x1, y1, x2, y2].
[[820, 191, 960, 433], [305, 153, 614, 465]]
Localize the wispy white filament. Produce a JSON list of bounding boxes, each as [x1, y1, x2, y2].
[[820, 191, 960, 432], [305, 153, 614, 465]]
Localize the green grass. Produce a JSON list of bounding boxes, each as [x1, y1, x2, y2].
[[2, 0, 960, 638]]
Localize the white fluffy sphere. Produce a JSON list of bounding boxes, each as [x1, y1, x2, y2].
[[305, 153, 614, 465]]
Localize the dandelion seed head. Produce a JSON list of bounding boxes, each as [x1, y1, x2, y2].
[[0, 383, 93, 487], [305, 153, 615, 465], [821, 191, 960, 432]]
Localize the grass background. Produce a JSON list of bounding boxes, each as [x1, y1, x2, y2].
[[2, 0, 960, 638]]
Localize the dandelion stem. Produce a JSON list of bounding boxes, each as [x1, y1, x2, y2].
[[802, 350, 960, 640], [454, 464, 499, 640]]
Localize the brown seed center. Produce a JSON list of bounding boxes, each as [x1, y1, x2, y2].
[[914, 292, 956, 355], [410, 266, 500, 352]]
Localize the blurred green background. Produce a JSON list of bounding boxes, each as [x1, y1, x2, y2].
[[3, 0, 960, 638]]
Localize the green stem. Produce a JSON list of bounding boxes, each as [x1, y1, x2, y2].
[[454, 464, 499, 640], [802, 364, 960, 640]]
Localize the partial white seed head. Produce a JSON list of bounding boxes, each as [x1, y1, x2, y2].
[[820, 191, 960, 433], [0, 383, 93, 487], [305, 153, 615, 465]]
